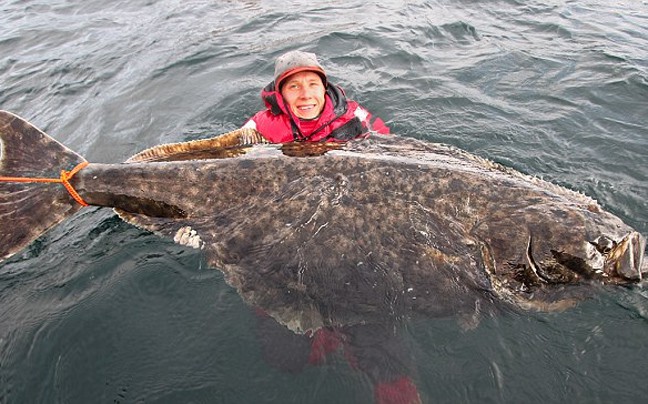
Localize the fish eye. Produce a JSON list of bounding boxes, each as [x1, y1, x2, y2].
[[589, 236, 616, 255]]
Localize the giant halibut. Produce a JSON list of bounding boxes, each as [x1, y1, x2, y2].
[[1, 109, 646, 331]]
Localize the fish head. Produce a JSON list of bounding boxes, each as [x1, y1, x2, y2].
[[595, 231, 646, 283], [487, 226, 646, 312], [533, 231, 647, 286]]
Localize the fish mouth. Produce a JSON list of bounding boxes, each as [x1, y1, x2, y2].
[[604, 231, 646, 281]]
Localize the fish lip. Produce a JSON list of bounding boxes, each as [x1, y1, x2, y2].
[[605, 231, 646, 281]]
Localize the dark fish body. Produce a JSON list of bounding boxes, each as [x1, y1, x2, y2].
[[1, 110, 646, 333]]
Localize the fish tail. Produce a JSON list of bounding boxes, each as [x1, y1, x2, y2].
[[0, 110, 87, 261]]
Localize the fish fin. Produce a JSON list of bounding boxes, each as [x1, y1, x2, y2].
[[114, 209, 204, 248], [0, 110, 87, 261], [280, 142, 343, 157], [125, 128, 268, 163]]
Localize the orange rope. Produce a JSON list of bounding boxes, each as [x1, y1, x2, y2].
[[0, 161, 90, 206]]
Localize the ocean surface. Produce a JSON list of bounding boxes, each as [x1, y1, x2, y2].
[[1, 1, 647, 403]]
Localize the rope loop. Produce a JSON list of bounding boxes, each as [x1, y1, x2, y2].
[[0, 161, 90, 207]]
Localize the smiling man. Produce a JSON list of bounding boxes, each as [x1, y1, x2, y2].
[[242, 50, 390, 142], [281, 71, 326, 120]]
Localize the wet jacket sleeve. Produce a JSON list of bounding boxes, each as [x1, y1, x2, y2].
[[241, 117, 258, 131], [354, 105, 390, 135]]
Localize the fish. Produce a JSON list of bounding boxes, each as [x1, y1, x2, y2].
[[2, 109, 646, 403], [1, 109, 646, 331]]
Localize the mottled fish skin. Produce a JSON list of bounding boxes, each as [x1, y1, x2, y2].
[[71, 137, 646, 333], [1, 110, 646, 334]]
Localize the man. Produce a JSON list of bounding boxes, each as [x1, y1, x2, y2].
[[242, 50, 390, 142]]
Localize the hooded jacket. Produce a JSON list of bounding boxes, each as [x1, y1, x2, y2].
[[242, 81, 389, 143]]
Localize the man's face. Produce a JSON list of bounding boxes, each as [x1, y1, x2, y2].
[[280, 71, 326, 120]]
